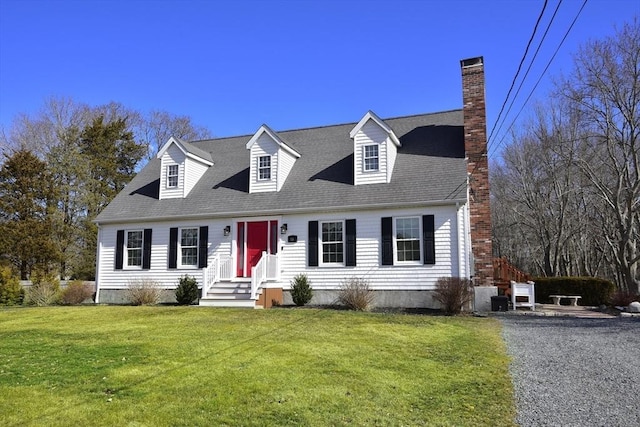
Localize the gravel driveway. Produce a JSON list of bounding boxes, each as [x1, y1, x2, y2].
[[501, 316, 640, 427]]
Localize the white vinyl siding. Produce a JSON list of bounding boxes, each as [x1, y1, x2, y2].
[[95, 204, 469, 300], [159, 144, 185, 199], [159, 142, 211, 199], [184, 157, 209, 196], [276, 149, 297, 191], [249, 133, 278, 193], [96, 219, 226, 294], [353, 120, 389, 185], [278, 205, 464, 290]]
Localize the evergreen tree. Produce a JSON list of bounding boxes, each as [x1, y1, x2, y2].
[[0, 150, 60, 279]]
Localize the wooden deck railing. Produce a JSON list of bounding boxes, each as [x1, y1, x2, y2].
[[493, 257, 531, 294]]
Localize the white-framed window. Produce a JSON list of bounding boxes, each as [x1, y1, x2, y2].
[[179, 227, 198, 267], [258, 155, 271, 180], [126, 230, 143, 268], [395, 217, 421, 263], [167, 164, 179, 188], [321, 220, 344, 265], [363, 144, 379, 171]]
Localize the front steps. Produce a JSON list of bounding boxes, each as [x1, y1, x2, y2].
[[199, 281, 258, 308]]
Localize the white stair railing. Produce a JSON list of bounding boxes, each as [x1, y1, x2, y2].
[[250, 252, 279, 300], [219, 255, 234, 280], [201, 255, 234, 297]]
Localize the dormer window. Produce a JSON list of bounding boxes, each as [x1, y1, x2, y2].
[[363, 145, 379, 171], [167, 165, 179, 188], [258, 155, 271, 180]]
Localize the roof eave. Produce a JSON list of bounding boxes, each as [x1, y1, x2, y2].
[[93, 197, 468, 225]]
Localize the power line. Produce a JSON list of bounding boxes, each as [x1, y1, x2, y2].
[[488, 0, 564, 153], [486, 0, 549, 151], [488, 0, 588, 158]]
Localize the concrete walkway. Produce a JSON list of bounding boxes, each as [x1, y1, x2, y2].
[[490, 303, 619, 319]]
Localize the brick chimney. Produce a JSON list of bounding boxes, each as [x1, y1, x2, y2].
[[461, 56, 493, 287]]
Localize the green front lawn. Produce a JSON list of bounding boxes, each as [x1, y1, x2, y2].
[[0, 307, 515, 426]]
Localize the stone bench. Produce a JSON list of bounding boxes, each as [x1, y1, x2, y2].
[[549, 295, 582, 306]]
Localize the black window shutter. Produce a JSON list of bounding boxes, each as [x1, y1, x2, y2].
[[198, 226, 208, 268], [423, 215, 435, 265], [345, 219, 356, 266], [169, 227, 178, 269], [142, 229, 152, 269], [381, 217, 393, 265], [115, 230, 124, 270], [308, 221, 318, 267]]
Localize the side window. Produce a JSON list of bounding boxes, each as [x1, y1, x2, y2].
[[167, 165, 179, 188], [116, 229, 152, 270], [126, 230, 143, 267], [395, 217, 421, 263], [381, 215, 435, 266]]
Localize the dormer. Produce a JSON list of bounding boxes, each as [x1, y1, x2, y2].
[[246, 124, 301, 193], [157, 137, 213, 199], [349, 111, 401, 185]]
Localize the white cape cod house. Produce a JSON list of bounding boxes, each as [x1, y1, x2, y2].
[[94, 57, 493, 308]]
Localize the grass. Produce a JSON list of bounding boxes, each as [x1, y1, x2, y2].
[[0, 306, 516, 426]]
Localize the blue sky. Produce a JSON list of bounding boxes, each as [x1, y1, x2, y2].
[[0, 0, 637, 149]]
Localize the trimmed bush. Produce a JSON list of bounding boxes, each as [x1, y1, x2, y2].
[[533, 277, 616, 306], [175, 275, 199, 305], [61, 280, 94, 305], [338, 277, 374, 311], [433, 277, 473, 315], [290, 274, 313, 306], [0, 266, 23, 305], [126, 279, 163, 305]]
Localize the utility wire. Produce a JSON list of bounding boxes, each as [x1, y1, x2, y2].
[[486, 0, 549, 152], [488, 0, 588, 158], [488, 0, 563, 153]]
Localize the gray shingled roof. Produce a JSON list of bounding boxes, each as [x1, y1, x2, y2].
[[95, 110, 467, 224], [176, 138, 214, 163]]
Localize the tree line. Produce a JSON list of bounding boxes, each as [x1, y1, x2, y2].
[[492, 19, 639, 295], [0, 99, 211, 280]]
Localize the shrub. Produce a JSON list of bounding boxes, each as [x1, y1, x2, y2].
[[24, 270, 61, 306], [0, 266, 24, 305], [610, 290, 640, 307], [338, 277, 374, 311], [126, 279, 164, 305], [433, 277, 473, 315], [290, 274, 313, 306], [533, 277, 616, 306], [61, 280, 94, 305], [25, 283, 61, 306], [175, 275, 199, 305]]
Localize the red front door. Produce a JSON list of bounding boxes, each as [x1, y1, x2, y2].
[[246, 221, 269, 277]]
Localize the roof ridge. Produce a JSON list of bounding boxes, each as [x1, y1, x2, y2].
[[187, 108, 463, 145]]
